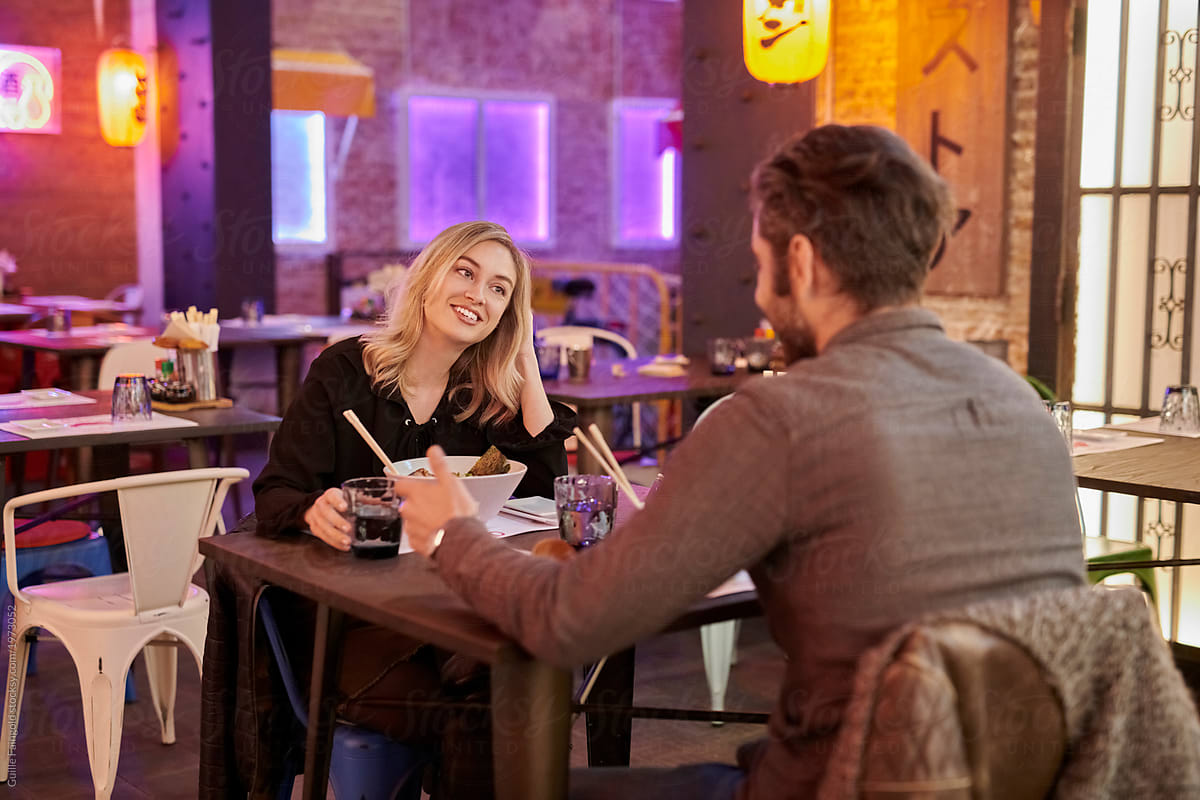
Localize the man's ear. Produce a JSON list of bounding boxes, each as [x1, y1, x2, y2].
[[787, 234, 815, 298]]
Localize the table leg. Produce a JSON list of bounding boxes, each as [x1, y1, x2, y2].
[[491, 656, 571, 800], [186, 439, 210, 469], [584, 646, 635, 766], [302, 603, 345, 800], [574, 406, 615, 476], [94, 444, 130, 571], [19, 351, 35, 390], [70, 355, 99, 392], [275, 344, 300, 417]]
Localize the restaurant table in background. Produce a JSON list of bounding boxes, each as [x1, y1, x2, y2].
[[0, 316, 376, 413], [1074, 427, 1200, 643], [218, 315, 375, 414], [542, 358, 748, 473], [0, 303, 34, 327], [0, 325, 158, 390], [0, 389, 280, 569], [19, 294, 138, 325]]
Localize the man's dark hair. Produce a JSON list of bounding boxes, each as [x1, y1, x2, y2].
[[750, 124, 954, 310]]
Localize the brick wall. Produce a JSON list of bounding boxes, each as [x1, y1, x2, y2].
[[0, 0, 137, 299], [274, 0, 683, 329], [818, 0, 1039, 373]]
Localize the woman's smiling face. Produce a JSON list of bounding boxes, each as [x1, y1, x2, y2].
[[423, 239, 518, 349]]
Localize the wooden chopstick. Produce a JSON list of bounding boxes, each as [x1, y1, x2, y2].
[[342, 409, 398, 476], [587, 423, 643, 507], [572, 426, 644, 510]]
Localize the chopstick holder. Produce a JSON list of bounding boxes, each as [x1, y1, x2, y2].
[[342, 409, 399, 476]]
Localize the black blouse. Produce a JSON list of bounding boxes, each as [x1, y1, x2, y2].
[[253, 337, 576, 537]]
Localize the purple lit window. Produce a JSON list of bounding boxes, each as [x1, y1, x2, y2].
[[406, 94, 552, 245], [271, 110, 328, 245], [613, 99, 679, 247]]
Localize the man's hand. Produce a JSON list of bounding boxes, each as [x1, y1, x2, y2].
[[303, 487, 352, 551], [394, 445, 479, 557]]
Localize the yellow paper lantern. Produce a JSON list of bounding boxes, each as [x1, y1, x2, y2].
[[743, 0, 832, 84], [96, 48, 147, 147]]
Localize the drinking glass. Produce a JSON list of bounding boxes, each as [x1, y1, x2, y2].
[[1041, 399, 1072, 449], [743, 338, 774, 373], [341, 477, 403, 559], [566, 345, 592, 382], [111, 374, 152, 423], [535, 341, 562, 381], [554, 475, 616, 550], [240, 297, 265, 325], [1161, 385, 1200, 433], [707, 337, 740, 375]]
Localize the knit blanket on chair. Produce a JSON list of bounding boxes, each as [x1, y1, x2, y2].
[[817, 585, 1200, 799]]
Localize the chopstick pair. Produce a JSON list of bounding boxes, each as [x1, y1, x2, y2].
[[343, 410, 399, 476], [572, 424, 645, 511]]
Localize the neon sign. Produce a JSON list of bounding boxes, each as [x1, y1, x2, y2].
[[0, 45, 61, 134]]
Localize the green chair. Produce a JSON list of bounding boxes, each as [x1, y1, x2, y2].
[[1084, 536, 1158, 609]]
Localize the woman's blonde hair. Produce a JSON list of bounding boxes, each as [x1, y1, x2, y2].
[[361, 221, 532, 425]]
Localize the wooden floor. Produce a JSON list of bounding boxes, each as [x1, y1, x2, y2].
[[2, 615, 782, 799]]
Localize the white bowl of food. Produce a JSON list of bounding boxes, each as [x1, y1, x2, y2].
[[391, 449, 527, 522]]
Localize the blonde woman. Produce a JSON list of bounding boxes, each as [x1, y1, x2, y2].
[[250, 221, 575, 798], [254, 220, 574, 546]]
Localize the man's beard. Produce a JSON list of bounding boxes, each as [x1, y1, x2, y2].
[[775, 315, 817, 363], [768, 260, 818, 362]]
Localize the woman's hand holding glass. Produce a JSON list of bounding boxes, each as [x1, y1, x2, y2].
[[303, 487, 353, 551]]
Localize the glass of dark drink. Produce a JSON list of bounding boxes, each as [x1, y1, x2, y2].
[[553, 475, 617, 550], [341, 477, 402, 559]]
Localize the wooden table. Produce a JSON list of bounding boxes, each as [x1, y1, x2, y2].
[[0, 303, 34, 326], [543, 360, 747, 473], [0, 390, 280, 568], [1073, 429, 1200, 642], [199, 524, 762, 797], [0, 316, 374, 414], [0, 325, 158, 390], [200, 531, 573, 800], [1073, 432, 1200, 506], [219, 316, 375, 413]]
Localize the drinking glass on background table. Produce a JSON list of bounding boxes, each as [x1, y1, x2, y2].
[[111, 374, 152, 423], [1161, 385, 1200, 433], [341, 477, 403, 558], [743, 338, 774, 373], [707, 337, 740, 375], [566, 345, 592, 382], [554, 475, 616, 550], [535, 341, 561, 381], [1042, 399, 1072, 449], [241, 297, 265, 325]]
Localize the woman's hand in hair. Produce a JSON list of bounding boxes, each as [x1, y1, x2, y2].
[[302, 487, 352, 551], [517, 307, 555, 436]]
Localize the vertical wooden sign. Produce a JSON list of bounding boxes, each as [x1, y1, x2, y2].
[[897, 0, 1010, 296]]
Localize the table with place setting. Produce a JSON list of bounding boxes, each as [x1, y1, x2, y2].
[[0, 388, 280, 569]]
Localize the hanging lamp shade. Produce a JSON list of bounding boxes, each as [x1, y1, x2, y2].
[[96, 48, 147, 146], [272, 49, 375, 117], [742, 0, 831, 84]]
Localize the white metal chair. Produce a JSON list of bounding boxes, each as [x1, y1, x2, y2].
[[96, 339, 161, 390], [101, 284, 145, 325], [537, 325, 642, 450], [0, 467, 248, 800], [692, 394, 740, 719]]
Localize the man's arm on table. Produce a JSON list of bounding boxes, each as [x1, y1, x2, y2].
[[433, 391, 796, 667]]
